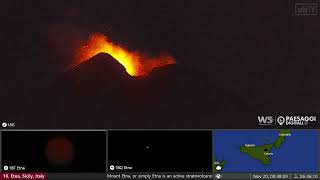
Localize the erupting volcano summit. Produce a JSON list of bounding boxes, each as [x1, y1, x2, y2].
[[68, 33, 176, 76]]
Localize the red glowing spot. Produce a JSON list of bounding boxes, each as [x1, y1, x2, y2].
[[45, 137, 74, 167]]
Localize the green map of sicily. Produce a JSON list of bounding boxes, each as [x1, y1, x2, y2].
[[239, 130, 290, 165], [213, 129, 319, 172]]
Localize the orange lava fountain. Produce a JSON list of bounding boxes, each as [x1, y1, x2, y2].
[[69, 33, 175, 76]]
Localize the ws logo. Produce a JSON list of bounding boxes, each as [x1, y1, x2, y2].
[[257, 116, 274, 126]]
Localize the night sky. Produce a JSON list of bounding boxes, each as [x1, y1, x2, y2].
[[108, 131, 212, 172], [1, 0, 320, 129]]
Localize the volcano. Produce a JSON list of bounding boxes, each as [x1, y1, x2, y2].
[[52, 53, 252, 128], [65, 53, 130, 86], [68, 33, 176, 76]]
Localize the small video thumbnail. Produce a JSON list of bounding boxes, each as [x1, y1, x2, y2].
[[2, 131, 106, 173], [213, 129, 319, 173], [108, 130, 212, 172]]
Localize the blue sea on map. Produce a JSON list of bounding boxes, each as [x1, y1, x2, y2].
[[214, 130, 319, 172]]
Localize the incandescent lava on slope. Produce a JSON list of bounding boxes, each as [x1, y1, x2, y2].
[[68, 33, 175, 76]]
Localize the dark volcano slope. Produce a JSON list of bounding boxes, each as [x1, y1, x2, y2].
[[48, 53, 253, 128]]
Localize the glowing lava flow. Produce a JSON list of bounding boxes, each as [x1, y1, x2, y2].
[[69, 33, 175, 76]]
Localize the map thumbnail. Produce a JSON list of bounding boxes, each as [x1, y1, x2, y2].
[[213, 130, 319, 172]]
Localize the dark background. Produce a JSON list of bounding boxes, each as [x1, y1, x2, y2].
[[108, 131, 212, 172], [2, 131, 106, 172], [1, 0, 320, 129]]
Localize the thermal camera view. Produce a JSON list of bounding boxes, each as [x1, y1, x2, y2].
[[2, 131, 106, 172]]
